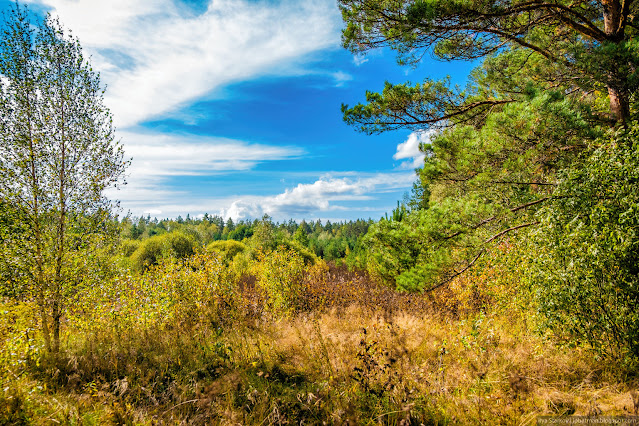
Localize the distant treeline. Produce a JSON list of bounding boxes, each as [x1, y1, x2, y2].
[[120, 214, 373, 262]]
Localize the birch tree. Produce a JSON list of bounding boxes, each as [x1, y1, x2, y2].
[[0, 4, 127, 353]]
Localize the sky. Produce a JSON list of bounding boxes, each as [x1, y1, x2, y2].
[[2, 0, 477, 222]]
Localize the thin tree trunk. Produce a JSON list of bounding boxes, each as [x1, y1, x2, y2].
[[26, 87, 52, 353], [52, 61, 66, 354], [601, 0, 629, 124]]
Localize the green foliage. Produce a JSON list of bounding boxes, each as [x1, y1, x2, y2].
[[228, 224, 253, 241], [337, 0, 639, 292], [339, 0, 639, 363], [70, 250, 238, 336], [251, 215, 277, 250], [342, 47, 607, 290], [0, 4, 126, 352], [129, 232, 196, 271], [119, 238, 140, 257], [340, 0, 638, 123], [164, 231, 197, 258], [0, 204, 30, 298], [117, 214, 371, 265], [0, 301, 40, 377], [362, 215, 423, 290], [293, 226, 309, 246], [266, 239, 317, 266], [207, 239, 247, 263], [129, 237, 163, 271], [528, 125, 639, 361], [254, 247, 306, 315]]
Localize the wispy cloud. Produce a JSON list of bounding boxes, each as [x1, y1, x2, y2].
[[331, 71, 353, 87], [393, 130, 436, 169], [106, 130, 304, 216], [120, 131, 304, 177], [352, 55, 369, 66], [27, 0, 342, 128]]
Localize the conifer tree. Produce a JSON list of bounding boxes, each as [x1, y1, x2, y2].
[[341, 0, 639, 359], [340, 0, 638, 290]]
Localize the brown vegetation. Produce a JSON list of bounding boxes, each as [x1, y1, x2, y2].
[[1, 254, 637, 424]]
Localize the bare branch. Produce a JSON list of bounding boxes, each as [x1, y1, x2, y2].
[[424, 249, 486, 293], [484, 221, 539, 244]]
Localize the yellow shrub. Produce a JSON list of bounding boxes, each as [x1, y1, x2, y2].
[[253, 247, 306, 315], [68, 250, 238, 336], [0, 301, 40, 376]]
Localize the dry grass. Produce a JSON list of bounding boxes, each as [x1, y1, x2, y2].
[[1, 262, 638, 424]]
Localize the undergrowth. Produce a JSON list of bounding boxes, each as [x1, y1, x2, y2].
[[1, 247, 638, 424]]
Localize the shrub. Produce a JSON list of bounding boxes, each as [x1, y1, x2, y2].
[[254, 247, 306, 315], [529, 125, 639, 362], [129, 232, 197, 271], [164, 231, 197, 259], [278, 240, 317, 265], [207, 240, 247, 263], [119, 238, 140, 257], [129, 237, 164, 271], [69, 250, 238, 336]]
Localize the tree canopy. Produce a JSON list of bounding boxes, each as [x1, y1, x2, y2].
[[341, 0, 639, 124]]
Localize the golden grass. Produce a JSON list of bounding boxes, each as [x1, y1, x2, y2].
[[215, 307, 636, 424], [1, 262, 638, 424]]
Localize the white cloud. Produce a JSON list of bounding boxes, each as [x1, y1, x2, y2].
[[393, 130, 436, 169], [331, 71, 353, 87], [220, 173, 416, 221], [105, 130, 304, 217], [27, 0, 342, 128], [353, 55, 369, 66], [119, 131, 304, 177], [20, 1, 420, 221], [108, 170, 416, 220]]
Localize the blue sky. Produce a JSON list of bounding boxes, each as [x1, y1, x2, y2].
[[4, 0, 476, 222]]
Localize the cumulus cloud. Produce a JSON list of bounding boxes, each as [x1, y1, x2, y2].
[[393, 130, 436, 169], [220, 173, 416, 221], [26, 0, 342, 128]]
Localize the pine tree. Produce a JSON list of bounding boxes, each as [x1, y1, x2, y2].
[[339, 0, 638, 290]]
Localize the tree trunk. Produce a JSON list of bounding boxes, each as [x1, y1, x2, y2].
[[25, 87, 52, 353], [601, 0, 623, 40], [601, 0, 629, 124], [52, 300, 61, 353], [52, 62, 67, 354], [608, 86, 630, 124]]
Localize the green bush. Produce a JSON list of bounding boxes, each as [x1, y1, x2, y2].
[[164, 232, 197, 258], [207, 239, 247, 263], [120, 238, 140, 257], [254, 247, 306, 314], [130, 237, 164, 271], [529, 125, 639, 362], [129, 232, 197, 271], [278, 240, 317, 265], [361, 215, 427, 291]]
